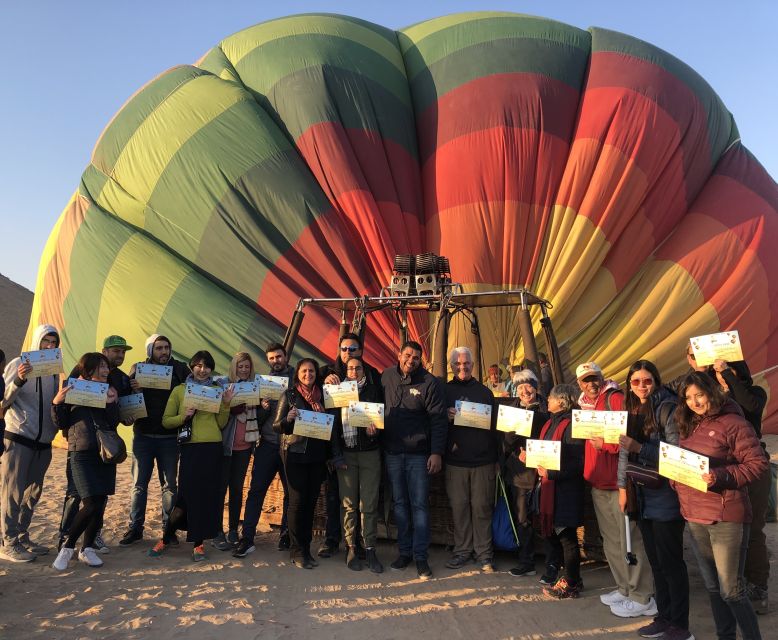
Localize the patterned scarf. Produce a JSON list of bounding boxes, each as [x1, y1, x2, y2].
[[537, 412, 572, 537], [341, 375, 367, 448], [296, 382, 324, 413]]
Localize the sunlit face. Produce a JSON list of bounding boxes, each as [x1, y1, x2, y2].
[[629, 368, 655, 402], [685, 384, 711, 416], [516, 383, 537, 406], [191, 360, 212, 383], [297, 362, 317, 387], [345, 358, 363, 382], [339, 339, 362, 364], [452, 352, 473, 381], [578, 374, 603, 400], [266, 349, 287, 373], [687, 347, 705, 372], [547, 395, 563, 414], [399, 347, 421, 376], [236, 358, 252, 381], [488, 370, 500, 384], [90, 360, 110, 383], [102, 347, 127, 369], [152, 341, 171, 364], [40, 334, 58, 350]]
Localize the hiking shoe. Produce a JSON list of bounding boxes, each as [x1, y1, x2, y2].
[[366, 548, 384, 574], [600, 588, 627, 606], [747, 583, 769, 615], [638, 617, 670, 638], [212, 532, 232, 551], [277, 533, 290, 551], [226, 530, 239, 546], [416, 560, 433, 580], [480, 561, 496, 573], [20, 536, 50, 556], [119, 529, 143, 546], [78, 547, 104, 567], [543, 577, 582, 599], [292, 551, 314, 569], [445, 554, 471, 569], [663, 626, 695, 640], [509, 563, 537, 577], [390, 555, 412, 571], [610, 597, 658, 618], [52, 546, 74, 571], [147, 540, 168, 557], [0, 543, 35, 563], [356, 544, 367, 560], [233, 539, 256, 558], [93, 533, 109, 554], [346, 546, 362, 571], [538, 564, 558, 585], [192, 545, 206, 562], [317, 541, 338, 558]]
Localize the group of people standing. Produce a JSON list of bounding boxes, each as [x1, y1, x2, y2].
[[0, 324, 771, 640]]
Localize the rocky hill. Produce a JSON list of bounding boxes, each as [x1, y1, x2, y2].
[[0, 273, 33, 358]]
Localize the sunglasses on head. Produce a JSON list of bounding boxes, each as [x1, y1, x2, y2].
[[630, 377, 654, 386], [340, 345, 359, 353]]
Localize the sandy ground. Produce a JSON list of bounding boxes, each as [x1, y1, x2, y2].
[[0, 447, 775, 640]]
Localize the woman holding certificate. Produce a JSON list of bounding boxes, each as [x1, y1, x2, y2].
[[674, 372, 767, 640], [149, 351, 233, 562], [273, 358, 332, 569], [330, 356, 384, 573], [51, 353, 119, 571], [616, 361, 691, 639]]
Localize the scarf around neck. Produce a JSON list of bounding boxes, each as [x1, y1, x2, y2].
[[537, 411, 572, 537], [296, 382, 324, 413]]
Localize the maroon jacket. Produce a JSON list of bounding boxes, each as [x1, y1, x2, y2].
[[673, 400, 768, 524]]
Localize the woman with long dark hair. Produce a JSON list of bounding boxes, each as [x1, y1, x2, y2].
[[674, 372, 767, 640], [149, 350, 233, 562], [616, 360, 691, 639], [51, 353, 119, 571], [273, 358, 332, 569]]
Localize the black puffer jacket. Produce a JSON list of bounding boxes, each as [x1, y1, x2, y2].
[[52, 401, 120, 452], [541, 411, 585, 529], [272, 386, 332, 463], [500, 397, 549, 489]]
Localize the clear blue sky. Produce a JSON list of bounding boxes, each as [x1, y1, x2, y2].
[[1, 1, 775, 292]]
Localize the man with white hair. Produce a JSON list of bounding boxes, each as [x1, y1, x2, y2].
[[444, 346, 499, 572]]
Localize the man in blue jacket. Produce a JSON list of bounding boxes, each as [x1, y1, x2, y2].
[[382, 340, 447, 580]]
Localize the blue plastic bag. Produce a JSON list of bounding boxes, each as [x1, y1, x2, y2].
[[492, 475, 519, 551]]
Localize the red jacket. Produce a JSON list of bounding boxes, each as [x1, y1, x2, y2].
[[583, 388, 624, 490], [673, 400, 768, 524]]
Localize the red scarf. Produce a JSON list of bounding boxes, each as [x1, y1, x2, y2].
[[537, 415, 571, 537], [296, 382, 324, 413]]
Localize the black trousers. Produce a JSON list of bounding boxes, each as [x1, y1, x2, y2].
[[544, 526, 580, 583], [638, 518, 689, 630], [219, 449, 252, 533], [283, 455, 325, 554], [510, 484, 535, 564]]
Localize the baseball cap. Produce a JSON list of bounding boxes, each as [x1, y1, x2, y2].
[[575, 362, 602, 380], [103, 335, 133, 351]]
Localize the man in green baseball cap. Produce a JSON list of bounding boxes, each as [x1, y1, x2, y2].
[[103, 335, 133, 351]]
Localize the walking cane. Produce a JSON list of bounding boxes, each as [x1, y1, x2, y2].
[[624, 514, 637, 565]]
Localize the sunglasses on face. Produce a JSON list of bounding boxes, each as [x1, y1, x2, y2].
[[687, 352, 696, 360], [340, 346, 359, 353], [581, 376, 599, 383], [630, 377, 654, 387]]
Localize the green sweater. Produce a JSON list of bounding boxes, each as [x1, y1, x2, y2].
[[162, 383, 230, 443]]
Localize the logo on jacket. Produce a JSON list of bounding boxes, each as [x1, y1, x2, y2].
[[409, 389, 420, 397]]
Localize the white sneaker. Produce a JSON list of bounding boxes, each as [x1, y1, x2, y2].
[[93, 533, 110, 554], [600, 589, 627, 606], [610, 597, 659, 618], [52, 547, 75, 571], [78, 547, 104, 567]]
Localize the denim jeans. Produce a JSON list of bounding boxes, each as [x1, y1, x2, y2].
[[241, 440, 288, 541], [688, 521, 762, 640], [128, 435, 179, 533], [385, 453, 430, 561]]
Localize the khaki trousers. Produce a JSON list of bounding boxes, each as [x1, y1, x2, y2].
[[445, 463, 496, 562], [336, 449, 381, 547]]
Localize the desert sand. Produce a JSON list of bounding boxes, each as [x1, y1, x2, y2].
[[0, 444, 775, 640]]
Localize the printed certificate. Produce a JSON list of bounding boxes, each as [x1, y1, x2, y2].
[[496, 405, 534, 436], [65, 378, 108, 409], [658, 442, 709, 493], [135, 363, 173, 390], [258, 374, 289, 401], [323, 380, 359, 409], [453, 400, 493, 430], [20, 348, 64, 378], [347, 401, 385, 429], [229, 379, 260, 407], [524, 438, 561, 471], [293, 409, 334, 441], [690, 331, 743, 367], [572, 410, 628, 443], [182, 383, 224, 413], [118, 393, 147, 421]]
